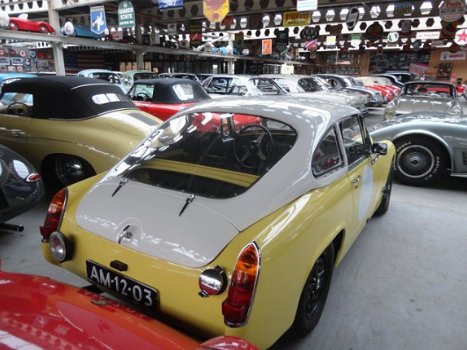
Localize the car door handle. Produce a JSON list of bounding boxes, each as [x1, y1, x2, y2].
[[351, 175, 361, 188], [371, 154, 380, 165]]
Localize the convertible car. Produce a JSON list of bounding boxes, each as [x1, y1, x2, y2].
[[0, 76, 160, 189], [371, 111, 467, 186], [77, 69, 127, 93], [8, 14, 55, 34], [127, 78, 211, 121], [0, 144, 44, 230], [40, 96, 394, 349], [384, 81, 464, 120], [0, 268, 258, 350]]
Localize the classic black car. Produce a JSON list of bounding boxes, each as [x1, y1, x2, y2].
[[0, 144, 44, 231]]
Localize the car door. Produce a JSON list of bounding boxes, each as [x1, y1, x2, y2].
[[0, 92, 34, 158], [339, 114, 379, 244]]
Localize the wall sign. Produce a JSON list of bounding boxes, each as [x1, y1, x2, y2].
[[90, 6, 107, 35], [454, 28, 467, 45], [118, 1, 135, 29], [439, 0, 467, 22], [440, 50, 466, 60], [203, 0, 229, 23], [262, 39, 272, 55], [283, 11, 311, 27], [296, 0, 317, 12], [346, 7, 360, 31]]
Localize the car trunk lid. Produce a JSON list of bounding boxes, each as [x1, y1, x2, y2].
[[75, 177, 239, 268]]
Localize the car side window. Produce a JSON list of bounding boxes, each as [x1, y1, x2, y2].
[[1, 92, 34, 117], [312, 128, 343, 176], [339, 116, 368, 166]]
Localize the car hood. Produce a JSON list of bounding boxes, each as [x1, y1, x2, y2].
[[395, 96, 457, 114], [76, 177, 239, 268], [106, 110, 160, 136], [289, 91, 348, 104]]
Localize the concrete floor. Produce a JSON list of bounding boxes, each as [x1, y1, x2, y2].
[[1, 108, 467, 349]]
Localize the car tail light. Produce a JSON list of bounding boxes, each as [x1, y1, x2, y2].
[[25, 172, 41, 183], [40, 188, 67, 241], [222, 242, 260, 327], [49, 231, 71, 262]]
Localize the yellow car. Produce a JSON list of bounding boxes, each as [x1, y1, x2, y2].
[[0, 76, 161, 188], [41, 96, 395, 349]]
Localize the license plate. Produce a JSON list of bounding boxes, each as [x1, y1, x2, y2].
[[86, 260, 159, 309]]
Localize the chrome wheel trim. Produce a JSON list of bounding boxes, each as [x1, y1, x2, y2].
[[397, 145, 435, 179]]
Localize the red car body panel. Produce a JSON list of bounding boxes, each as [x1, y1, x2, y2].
[[365, 84, 395, 101], [0, 270, 258, 350], [9, 18, 55, 33], [135, 101, 195, 121]]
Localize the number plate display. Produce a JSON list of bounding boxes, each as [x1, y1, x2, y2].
[[86, 260, 158, 309]]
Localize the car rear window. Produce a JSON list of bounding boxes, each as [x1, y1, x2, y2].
[[114, 112, 297, 198]]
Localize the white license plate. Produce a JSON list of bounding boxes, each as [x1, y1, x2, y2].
[[86, 260, 158, 309]]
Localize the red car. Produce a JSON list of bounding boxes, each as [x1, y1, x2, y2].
[[0, 268, 259, 350], [127, 78, 211, 121], [9, 14, 55, 34], [356, 76, 400, 102]]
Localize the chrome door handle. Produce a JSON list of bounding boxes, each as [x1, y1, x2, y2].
[[371, 154, 380, 165], [351, 175, 361, 188]]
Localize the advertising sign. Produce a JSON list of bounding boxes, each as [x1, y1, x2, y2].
[[262, 39, 272, 55], [297, 0, 317, 12], [440, 50, 466, 60], [346, 7, 360, 30], [90, 6, 107, 35], [283, 11, 311, 27], [439, 0, 467, 22], [160, 0, 184, 10], [416, 31, 440, 40], [203, 0, 229, 23], [454, 28, 467, 45], [118, 1, 135, 28], [394, 2, 413, 16]]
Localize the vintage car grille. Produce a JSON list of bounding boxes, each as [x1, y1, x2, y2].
[[0, 189, 8, 211]]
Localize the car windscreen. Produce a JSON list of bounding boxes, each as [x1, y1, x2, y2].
[[112, 112, 297, 198]]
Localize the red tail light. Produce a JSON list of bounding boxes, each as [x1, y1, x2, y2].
[[40, 188, 67, 241], [222, 242, 260, 327], [26, 172, 41, 183]]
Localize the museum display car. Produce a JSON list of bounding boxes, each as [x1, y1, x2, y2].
[[384, 81, 464, 120], [40, 96, 395, 349], [0, 143, 44, 229], [0, 267, 259, 350], [0, 76, 161, 189], [370, 111, 467, 186], [127, 78, 211, 121], [8, 14, 55, 34]]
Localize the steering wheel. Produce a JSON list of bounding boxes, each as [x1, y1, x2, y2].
[[234, 124, 274, 169], [7, 102, 32, 116], [136, 92, 151, 102]]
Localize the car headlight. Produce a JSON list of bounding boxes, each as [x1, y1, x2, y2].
[[384, 102, 396, 120]]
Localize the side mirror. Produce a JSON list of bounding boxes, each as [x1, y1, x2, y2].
[[372, 142, 388, 155]]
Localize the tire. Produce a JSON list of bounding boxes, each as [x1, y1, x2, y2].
[[293, 243, 334, 337], [394, 137, 447, 186], [44, 155, 95, 190], [374, 163, 394, 216]]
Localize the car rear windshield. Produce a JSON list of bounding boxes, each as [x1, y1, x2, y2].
[[114, 112, 297, 198]]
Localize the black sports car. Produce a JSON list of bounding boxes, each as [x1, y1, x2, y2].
[[0, 143, 44, 230]]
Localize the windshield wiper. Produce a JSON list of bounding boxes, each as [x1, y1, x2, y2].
[[112, 177, 128, 197], [179, 194, 195, 216]]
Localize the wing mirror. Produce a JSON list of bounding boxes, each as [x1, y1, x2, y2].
[[372, 142, 388, 155]]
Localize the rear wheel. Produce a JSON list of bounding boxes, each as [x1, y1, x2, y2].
[[394, 137, 447, 186], [293, 243, 334, 337], [44, 155, 95, 189]]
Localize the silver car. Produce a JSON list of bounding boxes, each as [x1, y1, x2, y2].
[[261, 74, 369, 114], [371, 111, 467, 186], [384, 81, 463, 120]]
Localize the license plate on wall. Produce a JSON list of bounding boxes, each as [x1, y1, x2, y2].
[[86, 260, 159, 309]]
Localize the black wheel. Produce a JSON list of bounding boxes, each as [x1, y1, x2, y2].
[[293, 243, 334, 337], [394, 137, 447, 186], [7, 102, 31, 116], [46, 155, 95, 189], [374, 163, 394, 216], [234, 124, 273, 169]]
